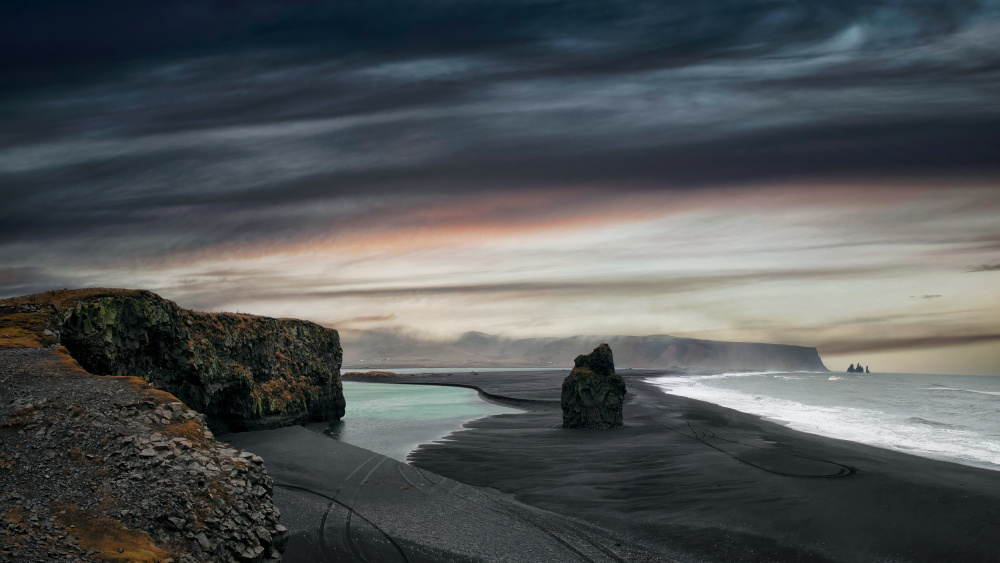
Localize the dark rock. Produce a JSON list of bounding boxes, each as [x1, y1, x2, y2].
[[561, 344, 627, 429], [0, 347, 287, 563], [44, 289, 344, 432], [572, 343, 616, 377], [195, 532, 212, 550]]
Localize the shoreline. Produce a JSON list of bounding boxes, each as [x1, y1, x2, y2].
[[342, 372, 561, 411], [645, 370, 1000, 473], [348, 369, 1000, 473], [329, 381, 524, 463], [346, 369, 1000, 562], [223, 424, 669, 563]]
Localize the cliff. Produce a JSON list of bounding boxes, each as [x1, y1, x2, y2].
[[342, 330, 829, 372], [1, 289, 345, 432], [0, 347, 286, 562]]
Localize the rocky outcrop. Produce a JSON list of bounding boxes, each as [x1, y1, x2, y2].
[[2, 289, 345, 432], [0, 347, 287, 562], [561, 344, 627, 429]]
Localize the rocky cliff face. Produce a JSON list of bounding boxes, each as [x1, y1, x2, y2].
[[561, 344, 627, 429], [3, 289, 345, 432], [0, 347, 287, 562]]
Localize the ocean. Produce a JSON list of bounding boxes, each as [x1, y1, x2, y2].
[[328, 381, 522, 462], [648, 371, 1000, 471]]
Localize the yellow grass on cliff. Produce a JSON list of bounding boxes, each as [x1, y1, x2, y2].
[[55, 504, 173, 562], [0, 288, 147, 310], [0, 312, 52, 348], [249, 376, 323, 416], [0, 288, 145, 350], [44, 347, 96, 376]]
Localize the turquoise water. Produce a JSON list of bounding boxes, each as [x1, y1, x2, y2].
[[327, 381, 522, 462], [348, 367, 557, 374]]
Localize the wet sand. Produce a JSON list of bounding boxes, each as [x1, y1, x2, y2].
[[231, 370, 1000, 562], [372, 370, 1000, 562], [224, 424, 668, 563]]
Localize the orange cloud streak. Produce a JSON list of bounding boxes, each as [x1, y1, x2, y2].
[[143, 182, 983, 267]]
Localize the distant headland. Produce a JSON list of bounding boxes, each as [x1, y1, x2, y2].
[[342, 330, 829, 372]]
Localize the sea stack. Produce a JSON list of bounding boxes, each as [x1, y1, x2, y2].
[[561, 343, 627, 429]]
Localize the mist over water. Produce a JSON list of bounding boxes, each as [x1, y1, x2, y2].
[[649, 372, 1000, 471]]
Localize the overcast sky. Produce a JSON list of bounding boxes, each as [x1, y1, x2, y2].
[[2, 0, 999, 374]]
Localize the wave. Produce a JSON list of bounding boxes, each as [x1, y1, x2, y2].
[[919, 387, 1000, 396], [906, 416, 964, 429], [646, 377, 1000, 470], [666, 370, 820, 382]]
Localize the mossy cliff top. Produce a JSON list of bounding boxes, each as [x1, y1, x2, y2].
[[1, 288, 345, 432]]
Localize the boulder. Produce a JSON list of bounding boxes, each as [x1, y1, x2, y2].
[[561, 343, 627, 429]]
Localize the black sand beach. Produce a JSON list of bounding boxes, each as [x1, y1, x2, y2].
[[223, 424, 667, 563], [230, 370, 1000, 562]]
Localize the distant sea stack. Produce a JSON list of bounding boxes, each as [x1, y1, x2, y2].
[[561, 344, 627, 429], [1, 289, 345, 432]]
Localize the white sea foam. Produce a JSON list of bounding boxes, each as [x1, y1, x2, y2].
[[920, 387, 1000, 396], [647, 375, 1000, 470]]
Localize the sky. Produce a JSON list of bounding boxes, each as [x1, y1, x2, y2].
[[1, 0, 999, 375]]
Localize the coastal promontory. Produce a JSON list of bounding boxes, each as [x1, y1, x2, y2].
[[0, 288, 352, 561], [2, 288, 346, 432]]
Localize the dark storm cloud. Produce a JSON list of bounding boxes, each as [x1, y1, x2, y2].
[[2, 0, 1000, 291], [202, 266, 904, 302], [9, 0, 977, 86], [0, 267, 71, 297], [2, 117, 998, 255], [969, 264, 1000, 272]]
